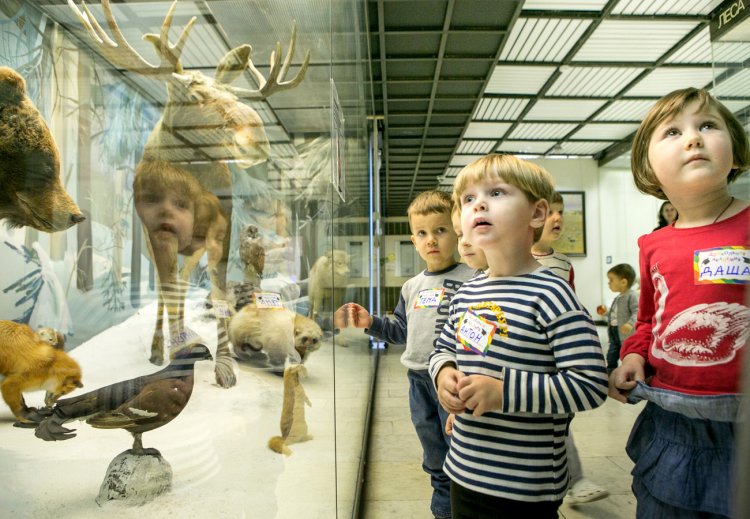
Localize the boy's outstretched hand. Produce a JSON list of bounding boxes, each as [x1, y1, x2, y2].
[[608, 353, 646, 403], [334, 303, 372, 329], [456, 375, 503, 417]]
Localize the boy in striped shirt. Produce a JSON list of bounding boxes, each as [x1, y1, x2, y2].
[[429, 154, 608, 518]]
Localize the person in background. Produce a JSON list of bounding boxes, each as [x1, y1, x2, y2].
[[654, 200, 679, 230], [335, 190, 475, 519], [431, 154, 607, 519], [602, 263, 638, 374], [532, 189, 609, 504], [531, 191, 575, 289], [610, 87, 749, 519]]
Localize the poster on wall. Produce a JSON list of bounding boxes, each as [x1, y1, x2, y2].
[[556, 191, 587, 257], [331, 78, 345, 202]]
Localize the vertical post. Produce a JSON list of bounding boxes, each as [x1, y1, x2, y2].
[[76, 52, 93, 291]]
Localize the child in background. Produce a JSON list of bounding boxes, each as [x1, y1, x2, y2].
[[431, 154, 607, 518], [610, 87, 749, 518], [531, 190, 575, 289], [603, 263, 638, 374], [532, 190, 609, 504], [335, 190, 475, 519]]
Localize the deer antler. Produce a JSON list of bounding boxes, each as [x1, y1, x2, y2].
[[230, 22, 311, 100], [67, 0, 195, 75]]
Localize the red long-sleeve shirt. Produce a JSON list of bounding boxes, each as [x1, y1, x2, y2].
[[621, 207, 750, 395]]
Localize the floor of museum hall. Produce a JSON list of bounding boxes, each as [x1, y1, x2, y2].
[[361, 325, 642, 519]]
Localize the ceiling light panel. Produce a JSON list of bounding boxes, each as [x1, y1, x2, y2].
[[522, 0, 608, 10], [444, 167, 463, 178], [613, 0, 723, 15], [558, 141, 613, 155], [457, 140, 497, 154], [486, 65, 556, 95], [500, 18, 592, 62], [594, 99, 655, 121], [474, 98, 529, 120], [666, 27, 711, 63], [573, 20, 699, 62], [496, 140, 556, 153], [573, 123, 640, 140], [711, 68, 750, 97], [712, 41, 750, 64], [546, 66, 645, 97], [464, 122, 513, 139], [625, 67, 719, 96], [718, 100, 750, 115], [450, 155, 488, 167], [525, 99, 606, 120], [509, 123, 579, 140]]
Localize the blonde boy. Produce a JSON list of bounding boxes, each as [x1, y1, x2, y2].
[[335, 190, 475, 519], [430, 154, 607, 518]]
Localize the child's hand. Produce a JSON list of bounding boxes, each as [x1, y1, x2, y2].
[[456, 374, 503, 417], [608, 353, 646, 403], [445, 413, 455, 436], [333, 303, 371, 329], [620, 323, 633, 335], [436, 366, 466, 414]]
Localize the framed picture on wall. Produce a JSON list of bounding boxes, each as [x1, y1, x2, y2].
[[556, 191, 587, 257]]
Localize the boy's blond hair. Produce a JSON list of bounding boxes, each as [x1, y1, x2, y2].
[[631, 88, 750, 200], [452, 154, 555, 241], [407, 190, 453, 230]]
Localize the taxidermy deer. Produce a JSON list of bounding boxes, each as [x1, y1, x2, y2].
[[68, 0, 310, 387]]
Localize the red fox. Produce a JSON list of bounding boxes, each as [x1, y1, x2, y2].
[[0, 321, 82, 424]]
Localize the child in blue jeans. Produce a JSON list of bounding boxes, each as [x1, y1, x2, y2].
[[335, 190, 475, 519], [603, 263, 638, 374]]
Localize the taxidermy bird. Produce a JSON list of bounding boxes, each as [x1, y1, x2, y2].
[[239, 224, 266, 288], [35, 344, 212, 453]]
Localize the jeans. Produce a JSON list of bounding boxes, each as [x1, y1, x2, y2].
[[408, 369, 451, 518], [606, 325, 621, 373], [450, 481, 562, 519]]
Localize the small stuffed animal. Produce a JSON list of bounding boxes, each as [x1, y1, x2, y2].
[[268, 365, 312, 455], [229, 305, 323, 373]]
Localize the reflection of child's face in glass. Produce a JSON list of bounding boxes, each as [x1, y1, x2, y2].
[[451, 210, 487, 270], [136, 189, 195, 253], [206, 213, 229, 265]]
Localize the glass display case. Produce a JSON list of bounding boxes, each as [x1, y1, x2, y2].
[[0, 0, 375, 517]]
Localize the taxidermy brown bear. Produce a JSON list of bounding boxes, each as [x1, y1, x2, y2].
[[0, 66, 84, 232], [0, 320, 83, 425]]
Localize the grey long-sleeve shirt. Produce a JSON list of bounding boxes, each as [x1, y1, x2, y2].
[[367, 262, 476, 370]]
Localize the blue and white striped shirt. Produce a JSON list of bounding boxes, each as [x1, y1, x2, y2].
[[429, 268, 608, 502]]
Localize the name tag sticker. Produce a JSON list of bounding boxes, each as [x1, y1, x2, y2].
[[456, 310, 496, 356], [414, 288, 445, 308], [255, 292, 284, 309], [694, 246, 750, 284], [213, 299, 232, 318]]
